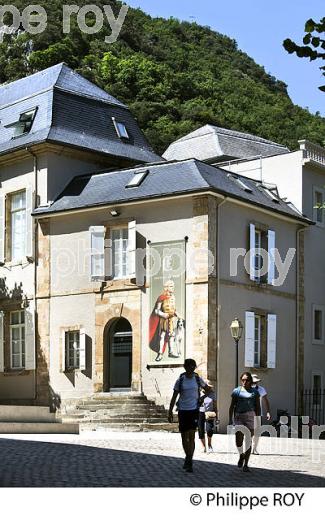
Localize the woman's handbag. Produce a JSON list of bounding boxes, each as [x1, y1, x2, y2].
[[205, 411, 217, 420], [213, 418, 220, 434]]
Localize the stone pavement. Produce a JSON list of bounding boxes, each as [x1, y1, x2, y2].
[[0, 431, 324, 487]]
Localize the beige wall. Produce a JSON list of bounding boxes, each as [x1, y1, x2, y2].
[[218, 285, 296, 429], [44, 194, 301, 430], [220, 201, 298, 292], [46, 151, 104, 203], [48, 198, 199, 402], [49, 293, 96, 399], [216, 200, 299, 429], [0, 147, 115, 402], [0, 157, 36, 398], [228, 151, 325, 393]]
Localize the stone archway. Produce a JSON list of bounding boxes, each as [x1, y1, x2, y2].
[[103, 317, 132, 391], [94, 292, 141, 393]]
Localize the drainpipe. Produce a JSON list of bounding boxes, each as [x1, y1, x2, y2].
[[296, 226, 307, 415], [25, 147, 38, 401], [216, 197, 227, 416]]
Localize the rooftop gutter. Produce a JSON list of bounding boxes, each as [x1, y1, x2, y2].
[[32, 188, 312, 227]]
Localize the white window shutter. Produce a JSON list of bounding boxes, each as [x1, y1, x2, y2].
[[90, 226, 105, 281], [25, 302, 35, 370], [0, 311, 4, 372], [26, 187, 35, 258], [267, 230, 276, 285], [267, 314, 277, 368], [245, 311, 255, 367], [0, 194, 5, 263], [79, 328, 86, 370], [62, 330, 66, 372], [249, 223, 255, 281], [128, 220, 136, 278]]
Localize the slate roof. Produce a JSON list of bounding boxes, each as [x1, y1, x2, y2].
[[33, 158, 310, 224], [163, 125, 289, 163], [0, 64, 162, 164], [0, 63, 125, 108]]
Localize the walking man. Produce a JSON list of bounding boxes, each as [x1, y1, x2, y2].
[[251, 374, 271, 455], [168, 359, 209, 472]]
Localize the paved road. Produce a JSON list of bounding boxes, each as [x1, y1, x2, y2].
[[0, 431, 324, 487]]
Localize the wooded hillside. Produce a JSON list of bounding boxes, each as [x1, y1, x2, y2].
[[1, 0, 324, 153]]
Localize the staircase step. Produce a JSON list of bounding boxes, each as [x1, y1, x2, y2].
[[60, 393, 171, 432], [0, 422, 79, 434], [80, 423, 178, 433], [76, 404, 165, 411], [0, 405, 57, 423], [62, 414, 168, 422], [62, 416, 167, 424], [80, 398, 149, 405]]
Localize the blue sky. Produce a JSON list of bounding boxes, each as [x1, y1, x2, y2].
[[126, 0, 324, 116]]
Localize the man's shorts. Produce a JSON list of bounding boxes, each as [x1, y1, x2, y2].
[[178, 409, 199, 433]]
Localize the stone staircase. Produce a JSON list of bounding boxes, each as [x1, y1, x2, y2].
[[59, 393, 178, 432]]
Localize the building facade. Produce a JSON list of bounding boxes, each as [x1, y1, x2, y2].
[[0, 65, 314, 429]]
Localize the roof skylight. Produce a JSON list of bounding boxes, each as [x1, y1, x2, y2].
[[7, 108, 38, 138], [260, 185, 279, 202], [227, 174, 252, 193], [113, 117, 129, 139], [126, 169, 149, 188]]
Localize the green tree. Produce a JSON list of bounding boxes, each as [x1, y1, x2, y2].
[[0, 1, 324, 153], [283, 18, 325, 91]]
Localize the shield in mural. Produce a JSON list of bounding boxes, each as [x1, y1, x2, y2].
[[149, 240, 186, 364]]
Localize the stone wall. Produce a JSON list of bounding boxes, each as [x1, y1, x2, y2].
[[94, 286, 142, 392], [36, 219, 51, 405]]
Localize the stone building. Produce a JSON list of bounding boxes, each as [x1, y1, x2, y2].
[[0, 65, 314, 429], [165, 124, 325, 415]]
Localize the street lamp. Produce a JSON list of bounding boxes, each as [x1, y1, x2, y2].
[[230, 317, 243, 387]]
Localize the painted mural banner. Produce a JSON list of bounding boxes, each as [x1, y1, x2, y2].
[[149, 240, 186, 365]]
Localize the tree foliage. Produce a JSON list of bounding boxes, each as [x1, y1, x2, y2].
[[0, 0, 324, 153], [284, 18, 325, 92]]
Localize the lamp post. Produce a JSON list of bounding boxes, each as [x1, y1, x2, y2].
[[230, 317, 243, 387]]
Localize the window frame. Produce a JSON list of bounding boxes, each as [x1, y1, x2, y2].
[[9, 190, 27, 262], [126, 169, 149, 188], [10, 107, 38, 139], [313, 186, 325, 227], [254, 229, 263, 280], [111, 226, 129, 280], [312, 304, 325, 345], [249, 223, 275, 285], [311, 371, 323, 410], [65, 330, 80, 370], [245, 310, 276, 369], [112, 117, 129, 140], [254, 314, 261, 368], [10, 310, 25, 370]]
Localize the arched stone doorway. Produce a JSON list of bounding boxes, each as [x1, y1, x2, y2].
[[104, 318, 133, 391]]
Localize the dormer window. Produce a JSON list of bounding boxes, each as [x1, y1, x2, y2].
[[9, 108, 38, 138], [113, 117, 129, 139]]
